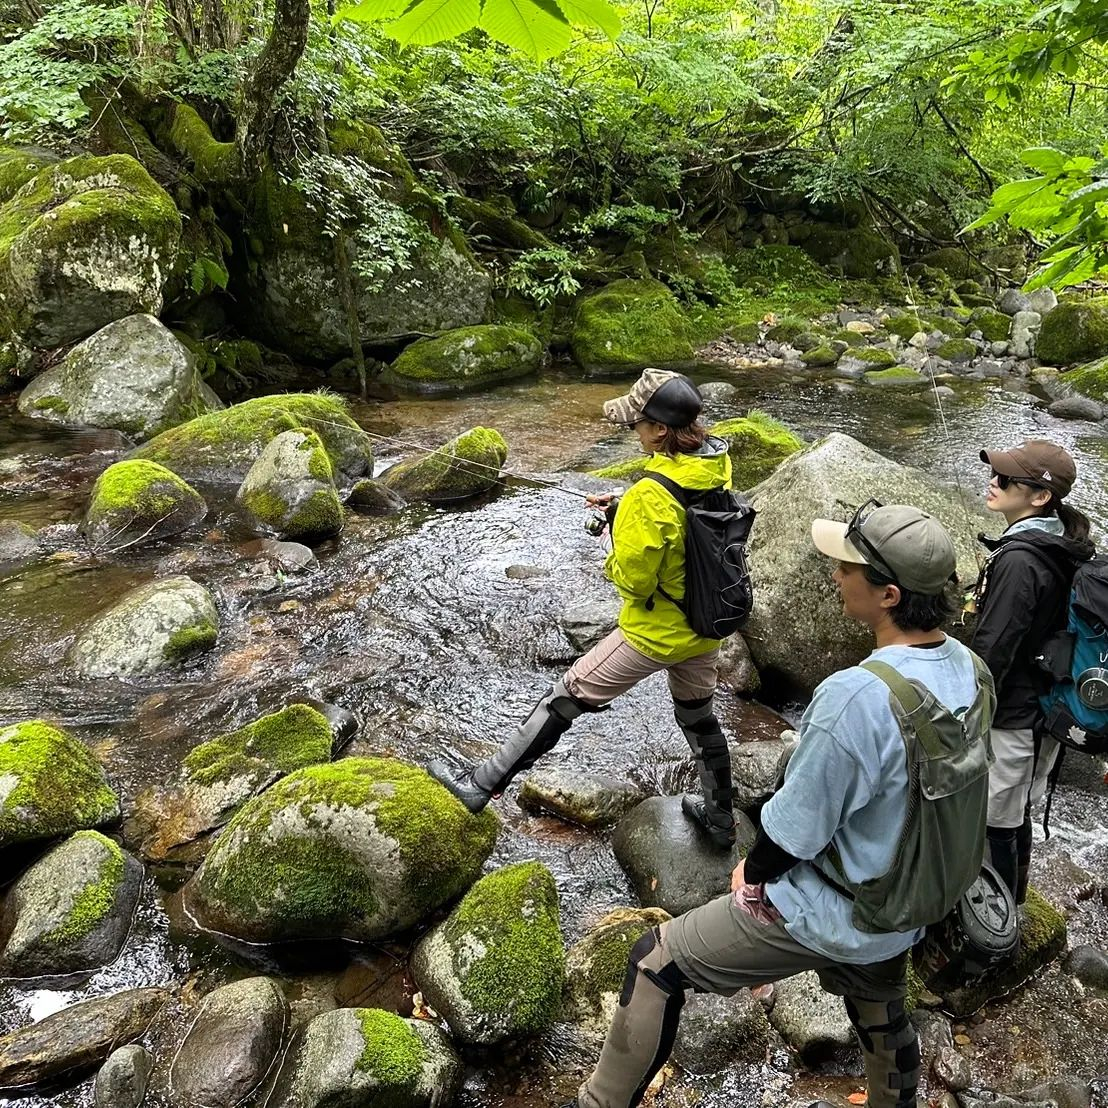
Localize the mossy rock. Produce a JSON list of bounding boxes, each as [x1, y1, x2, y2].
[[0, 154, 181, 349], [0, 830, 142, 978], [916, 247, 985, 281], [570, 278, 694, 376], [763, 318, 811, 344], [0, 721, 120, 850], [796, 224, 899, 278], [884, 312, 957, 341], [411, 861, 564, 1045], [937, 337, 977, 363], [864, 366, 927, 388], [1060, 355, 1108, 403], [131, 392, 373, 487], [588, 455, 650, 482], [83, 459, 206, 550], [183, 758, 499, 943], [380, 426, 507, 505], [0, 145, 55, 205], [709, 413, 805, 490], [728, 244, 831, 287], [799, 345, 840, 367], [1036, 298, 1108, 366], [853, 347, 897, 368], [969, 308, 1012, 343], [832, 329, 868, 348], [381, 324, 542, 395]]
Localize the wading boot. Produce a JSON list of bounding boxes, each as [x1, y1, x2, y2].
[[675, 695, 736, 850], [428, 678, 587, 813]]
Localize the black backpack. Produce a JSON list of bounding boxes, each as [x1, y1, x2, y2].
[[642, 473, 756, 639]]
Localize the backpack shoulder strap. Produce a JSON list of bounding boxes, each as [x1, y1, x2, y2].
[[860, 659, 946, 759], [995, 538, 1072, 587], [642, 471, 691, 507]]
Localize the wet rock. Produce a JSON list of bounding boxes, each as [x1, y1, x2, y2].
[[0, 520, 37, 564], [169, 977, 288, 1108], [1049, 396, 1103, 422], [82, 459, 207, 550], [999, 289, 1032, 316], [130, 703, 336, 862], [18, 316, 215, 440], [411, 862, 564, 1045], [1037, 299, 1108, 365], [0, 720, 119, 850], [559, 597, 622, 653], [1065, 945, 1108, 993], [743, 432, 992, 695], [267, 1007, 461, 1108], [380, 426, 508, 505], [505, 563, 549, 580], [1028, 288, 1059, 317], [130, 393, 374, 487], [0, 987, 168, 1089], [716, 633, 761, 696], [517, 767, 644, 828], [70, 575, 218, 678], [237, 428, 344, 541], [935, 1043, 972, 1091], [612, 796, 756, 915], [381, 324, 542, 394], [94, 1044, 153, 1108], [673, 989, 773, 1074], [928, 385, 957, 404], [183, 758, 498, 943], [249, 538, 318, 574], [730, 738, 792, 813], [865, 366, 927, 388], [766, 971, 854, 1062], [346, 478, 405, 515], [1018, 1078, 1092, 1108], [1010, 310, 1043, 359], [699, 381, 738, 403], [0, 830, 141, 977]]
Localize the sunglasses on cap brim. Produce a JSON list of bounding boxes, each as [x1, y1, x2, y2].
[[845, 498, 900, 583]]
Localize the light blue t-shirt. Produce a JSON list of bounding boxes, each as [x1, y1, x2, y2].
[[761, 636, 980, 964]]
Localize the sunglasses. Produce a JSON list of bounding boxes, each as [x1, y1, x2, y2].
[[845, 498, 900, 583], [990, 470, 1045, 491]]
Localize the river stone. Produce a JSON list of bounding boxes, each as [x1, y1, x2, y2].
[[0, 987, 168, 1089], [411, 862, 564, 1045], [716, 633, 761, 696], [1010, 310, 1043, 359], [169, 977, 288, 1108], [237, 429, 344, 541], [130, 392, 374, 487], [70, 575, 218, 678], [730, 738, 793, 813], [17, 315, 215, 440], [999, 289, 1032, 316], [0, 520, 37, 565], [1028, 288, 1059, 316], [380, 426, 507, 505], [612, 796, 756, 916], [0, 720, 119, 849], [767, 971, 854, 1061], [1049, 396, 1104, 422], [1018, 1078, 1093, 1108], [183, 758, 498, 943], [346, 478, 405, 515], [742, 432, 993, 695], [1065, 945, 1108, 993], [83, 459, 207, 550], [0, 830, 141, 978], [673, 989, 773, 1074], [266, 1007, 462, 1108], [517, 767, 644, 828], [559, 597, 622, 653], [249, 538, 319, 574], [130, 703, 335, 863], [0, 155, 180, 350], [94, 1044, 153, 1108]]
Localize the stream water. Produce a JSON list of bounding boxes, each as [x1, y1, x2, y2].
[[2, 359, 1108, 1107]]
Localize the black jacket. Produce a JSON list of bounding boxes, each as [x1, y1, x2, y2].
[[970, 527, 1095, 728]]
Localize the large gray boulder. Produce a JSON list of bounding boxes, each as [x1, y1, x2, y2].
[[517, 767, 644, 828], [743, 433, 992, 695], [766, 971, 854, 1061], [70, 575, 218, 678], [730, 737, 793, 813], [0, 830, 142, 978], [18, 315, 216, 439], [94, 1045, 153, 1108], [672, 990, 773, 1074]]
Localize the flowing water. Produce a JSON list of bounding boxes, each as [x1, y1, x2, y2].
[[2, 361, 1108, 1107]]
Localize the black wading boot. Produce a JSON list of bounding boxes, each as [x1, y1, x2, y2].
[[674, 695, 736, 850], [428, 679, 587, 813], [1015, 815, 1033, 906], [986, 824, 1019, 901]]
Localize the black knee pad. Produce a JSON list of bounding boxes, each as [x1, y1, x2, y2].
[[618, 928, 690, 1007], [846, 998, 920, 1104]]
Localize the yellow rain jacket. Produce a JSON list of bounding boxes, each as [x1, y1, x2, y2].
[[604, 437, 733, 663]]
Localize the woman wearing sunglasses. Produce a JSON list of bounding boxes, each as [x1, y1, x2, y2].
[[970, 439, 1094, 903]]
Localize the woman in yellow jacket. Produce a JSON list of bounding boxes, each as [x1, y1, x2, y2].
[[430, 368, 738, 848]]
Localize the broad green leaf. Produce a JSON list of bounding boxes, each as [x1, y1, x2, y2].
[[553, 0, 620, 38], [1020, 147, 1066, 175], [337, 0, 410, 22], [989, 176, 1050, 207], [1069, 179, 1108, 205], [479, 0, 571, 59], [1026, 247, 1101, 292], [386, 0, 481, 46], [962, 207, 1005, 233]]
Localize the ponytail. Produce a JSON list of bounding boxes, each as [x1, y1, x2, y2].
[[1054, 498, 1092, 543]]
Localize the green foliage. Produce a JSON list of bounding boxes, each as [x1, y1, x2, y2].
[[503, 246, 581, 306]]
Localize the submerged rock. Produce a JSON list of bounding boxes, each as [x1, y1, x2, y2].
[[517, 767, 644, 828], [0, 519, 37, 565], [70, 575, 218, 678], [0, 830, 141, 978], [183, 758, 498, 943], [1065, 945, 1108, 994], [18, 315, 215, 439], [93, 1045, 152, 1108], [347, 478, 405, 515], [267, 1007, 461, 1108], [1037, 298, 1108, 366], [382, 324, 542, 394], [558, 597, 621, 653], [380, 426, 508, 504], [767, 971, 854, 1061], [0, 720, 119, 850], [82, 459, 207, 550], [1049, 396, 1103, 422], [411, 862, 565, 1045]]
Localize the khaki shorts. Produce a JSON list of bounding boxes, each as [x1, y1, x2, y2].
[[563, 628, 719, 707], [987, 726, 1059, 828]]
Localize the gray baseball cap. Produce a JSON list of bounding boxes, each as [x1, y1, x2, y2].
[[811, 503, 957, 595]]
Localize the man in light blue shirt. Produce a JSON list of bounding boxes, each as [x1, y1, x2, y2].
[[570, 502, 990, 1108]]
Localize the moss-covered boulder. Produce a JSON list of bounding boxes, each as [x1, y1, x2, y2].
[[709, 413, 805, 490], [570, 279, 694, 376], [267, 1008, 462, 1108], [130, 392, 373, 487], [183, 758, 499, 943], [969, 308, 1012, 343], [588, 454, 650, 482], [0, 154, 181, 349], [865, 366, 927, 388], [916, 247, 985, 281], [236, 428, 344, 541], [799, 345, 840, 367], [1061, 355, 1108, 403], [411, 862, 564, 1045], [1036, 298, 1108, 366], [380, 426, 507, 504], [0, 721, 119, 850], [130, 704, 334, 863], [382, 324, 542, 395], [795, 223, 899, 277], [883, 311, 955, 341], [0, 146, 55, 205], [853, 347, 897, 369], [0, 830, 141, 978], [82, 459, 206, 550], [937, 337, 977, 363], [70, 575, 218, 678], [17, 315, 217, 439]]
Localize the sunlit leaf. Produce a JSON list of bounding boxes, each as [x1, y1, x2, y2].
[[479, 0, 571, 60], [1020, 147, 1066, 175], [386, 0, 482, 46], [553, 0, 620, 39], [337, 0, 411, 23]]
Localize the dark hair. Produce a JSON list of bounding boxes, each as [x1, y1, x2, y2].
[[659, 419, 707, 456], [1051, 497, 1092, 543], [863, 565, 956, 631]]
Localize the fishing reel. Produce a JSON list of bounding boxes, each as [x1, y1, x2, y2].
[[584, 513, 609, 538]]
